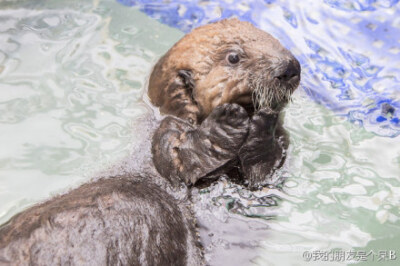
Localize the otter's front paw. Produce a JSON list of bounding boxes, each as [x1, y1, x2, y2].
[[247, 109, 279, 140], [238, 109, 282, 189], [201, 103, 250, 152], [207, 103, 249, 129]]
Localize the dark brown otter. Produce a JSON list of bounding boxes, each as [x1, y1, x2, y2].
[[0, 176, 203, 265], [150, 18, 300, 189], [0, 18, 300, 265]]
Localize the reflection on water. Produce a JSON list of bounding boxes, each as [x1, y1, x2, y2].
[[0, 0, 399, 265], [0, 0, 184, 223]]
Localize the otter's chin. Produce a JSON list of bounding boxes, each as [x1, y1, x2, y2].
[[236, 96, 284, 117]]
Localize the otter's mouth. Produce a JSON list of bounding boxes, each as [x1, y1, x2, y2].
[[236, 79, 299, 117], [240, 102, 256, 117], [250, 73, 299, 114], [232, 92, 256, 116], [232, 57, 301, 116], [241, 57, 301, 114]]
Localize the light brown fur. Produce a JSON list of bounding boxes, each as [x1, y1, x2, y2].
[[148, 18, 298, 124]]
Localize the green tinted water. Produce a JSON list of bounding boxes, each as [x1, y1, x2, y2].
[[0, 0, 183, 223], [0, 1, 399, 265]]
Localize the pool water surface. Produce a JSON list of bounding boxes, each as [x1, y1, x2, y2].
[[0, 0, 399, 265]]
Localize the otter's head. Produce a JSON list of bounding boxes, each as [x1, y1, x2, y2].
[[148, 18, 300, 124]]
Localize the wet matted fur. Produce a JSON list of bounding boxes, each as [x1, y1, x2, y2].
[[0, 176, 203, 265]]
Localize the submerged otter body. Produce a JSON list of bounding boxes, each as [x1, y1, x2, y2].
[[0, 175, 202, 265], [0, 18, 300, 265]]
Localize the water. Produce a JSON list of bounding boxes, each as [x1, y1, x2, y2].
[[0, 0, 399, 265], [0, 0, 183, 222]]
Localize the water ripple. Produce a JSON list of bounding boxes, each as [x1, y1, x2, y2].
[[0, 1, 184, 225], [0, 1, 398, 265]]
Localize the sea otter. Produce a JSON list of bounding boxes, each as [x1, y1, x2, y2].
[[0, 18, 300, 265], [150, 18, 300, 189]]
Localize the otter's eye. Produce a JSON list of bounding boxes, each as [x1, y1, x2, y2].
[[227, 53, 240, 64]]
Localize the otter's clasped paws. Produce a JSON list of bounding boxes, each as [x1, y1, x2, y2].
[[152, 103, 250, 187], [200, 103, 250, 153], [179, 103, 250, 185], [238, 109, 282, 189]]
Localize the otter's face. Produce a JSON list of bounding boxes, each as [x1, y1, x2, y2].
[[148, 18, 301, 124]]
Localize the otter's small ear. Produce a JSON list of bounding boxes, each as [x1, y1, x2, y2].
[[177, 70, 195, 95], [155, 69, 199, 124]]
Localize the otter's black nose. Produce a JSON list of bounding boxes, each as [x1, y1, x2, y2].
[[275, 59, 300, 82]]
